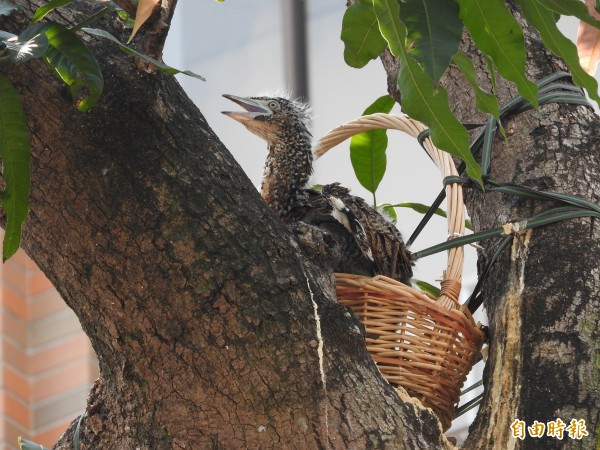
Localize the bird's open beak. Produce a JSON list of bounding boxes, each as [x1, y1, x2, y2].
[[222, 94, 271, 122]]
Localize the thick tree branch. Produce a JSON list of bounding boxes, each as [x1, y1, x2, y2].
[[381, 5, 600, 450], [111, 0, 178, 61], [136, 0, 178, 61], [1, 1, 455, 448]]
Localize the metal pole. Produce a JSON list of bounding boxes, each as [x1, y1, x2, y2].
[[282, 0, 310, 102]]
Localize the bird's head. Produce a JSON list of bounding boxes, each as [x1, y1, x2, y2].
[[222, 94, 311, 144]]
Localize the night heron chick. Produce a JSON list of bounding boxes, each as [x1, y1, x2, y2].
[[222, 94, 413, 284]]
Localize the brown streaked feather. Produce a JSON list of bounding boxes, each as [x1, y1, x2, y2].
[[223, 95, 414, 284], [318, 183, 413, 284]]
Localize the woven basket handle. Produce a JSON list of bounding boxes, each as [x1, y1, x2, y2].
[[315, 113, 464, 310]]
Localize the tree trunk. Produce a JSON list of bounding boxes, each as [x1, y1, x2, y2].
[[3, 1, 598, 448], [382, 6, 600, 450], [1, 2, 454, 449]]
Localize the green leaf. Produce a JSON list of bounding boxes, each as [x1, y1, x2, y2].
[[82, 28, 206, 80], [362, 94, 396, 119], [394, 201, 448, 217], [415, 279, 441, 297], [458, 0, 539, 108], [536, 0, 600, 28], [400, 0, 463, 83], [18, 437, 49, 450], [0, 1, 17, 16], [116, 8, 135, 29], [43, 23, 104, 111], [341, 0, 388, 68], [377, 203, 398, 224], [32, 0, 76, 23], [350, 95, 396, 203], [517, 0, 600, 104], [452, 50, 501, 121], [372, 0, 405, 57], [3, 23, 50, 64], [390, 201, 474, 230], [0, 75, 31, 262], [397, 54, 482, 184]]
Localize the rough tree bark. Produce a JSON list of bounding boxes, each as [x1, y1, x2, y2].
[[2, 0, 598, 449], [382, 5, 600, 450], [2, 2, 454, 449]]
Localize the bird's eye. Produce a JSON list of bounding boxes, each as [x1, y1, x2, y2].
[[268, 101, 280, 111]]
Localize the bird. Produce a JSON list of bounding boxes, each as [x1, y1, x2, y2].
[[222, 94, 413, 284]]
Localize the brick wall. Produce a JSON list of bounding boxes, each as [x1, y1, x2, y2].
[[0, 248, 98, 449]]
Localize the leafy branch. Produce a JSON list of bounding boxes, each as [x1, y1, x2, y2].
[[341, 0, 600, 187], [0, 0, 203, 260]]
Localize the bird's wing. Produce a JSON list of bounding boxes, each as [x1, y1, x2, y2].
[[322, 183, 414, 284], [293, 187, 376, 277], [322, 192, 374, 262]]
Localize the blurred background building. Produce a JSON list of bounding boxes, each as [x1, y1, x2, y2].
[[0, 249, 98, 447]]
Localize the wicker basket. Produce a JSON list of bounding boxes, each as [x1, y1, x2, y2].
[[315, 113, 486, 430]]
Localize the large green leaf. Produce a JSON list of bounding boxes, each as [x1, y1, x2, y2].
[[350, 95, 396, 204], [452, 50, 501, 121], [43, 23, 104, 111], [517, 0, 600, 104], [536, 0, 600, 28], [373, 0, 404, 57], [362, 94, 396, 115], [0, 75, 31, 261], [400, 0, 463, 83], [397, 54, 482, 184], [3, 23, 50, 64], [82, 28, 205, 80], [341, 0, 388, 68], [32, 0, 77, 22], [458, 0, 539, 108], [371, 0, 480, 183]]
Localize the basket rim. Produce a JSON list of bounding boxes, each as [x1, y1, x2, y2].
[[334, 274, 485, 340], [315, 113, 466, 309]]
